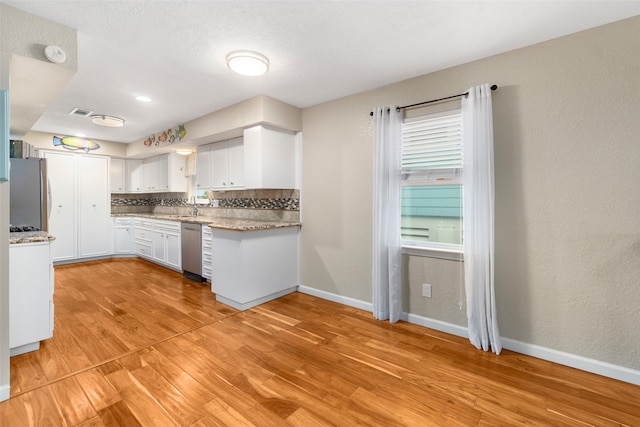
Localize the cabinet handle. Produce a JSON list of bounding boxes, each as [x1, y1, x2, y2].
[[93, 204, 96, 207], [230, 181, 234, 185]]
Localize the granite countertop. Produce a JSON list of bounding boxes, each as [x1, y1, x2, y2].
[[9, 231, 56, 245], [205, 217, 301, 231], [112, 213, 301, 231]]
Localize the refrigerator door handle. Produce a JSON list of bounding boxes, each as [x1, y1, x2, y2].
[[48, 178, 52, 220]]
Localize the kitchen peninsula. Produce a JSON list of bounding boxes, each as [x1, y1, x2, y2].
[[113, 211, 301, 311], [8, 231, 55, 356]]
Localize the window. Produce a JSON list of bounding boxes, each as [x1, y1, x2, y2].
[[401, 110, 463, 250]]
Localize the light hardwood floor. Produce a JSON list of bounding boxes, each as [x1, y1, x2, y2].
[[1, 258, 639, 426]]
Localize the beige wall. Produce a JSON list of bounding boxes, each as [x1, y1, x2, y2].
[[300, 16, 640, 371]]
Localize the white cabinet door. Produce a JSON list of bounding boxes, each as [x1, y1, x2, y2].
[[244, 125, 296, 189], [126, 159, 144, 193], [78, 155, 110, 258], [211, 138, 244, 190], [150, 220, 181, 269], [165, 231, 181, 270], [114, 217, 134, 254], [155, 154, 170, 191], [110, 158, 125, 193], [152, 229, 166, 263], [44, 151, 77, 262], [227, 138, 244, 188], [211, 143, 228, 189], [143, 157, 157, 191], [196, 147, 211, 190], [9, 242, 53, 351]]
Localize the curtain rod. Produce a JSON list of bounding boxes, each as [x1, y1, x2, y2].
[[369, 84, 498, 116]]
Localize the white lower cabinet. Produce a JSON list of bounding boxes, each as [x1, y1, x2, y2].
[[9, 241, 54, 356], [113, 217, 134, 254], [202, 225, 212, 280], [211, 226, 298, 310], [133, 218, 154, 259], [131, 218, 181, 270], [152, 220, 181, 270]]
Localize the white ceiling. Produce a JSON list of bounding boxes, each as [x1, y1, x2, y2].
[[3, 0, 639, 144]]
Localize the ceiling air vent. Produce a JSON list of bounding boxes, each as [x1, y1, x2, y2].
[[69, 107, 94, 117]]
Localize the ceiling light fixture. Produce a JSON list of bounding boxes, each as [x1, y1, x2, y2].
[[226, 50, 269, 76], [175, 148, 194, 156], [136, 95, 151, 102], [91, 115, 125, 127]]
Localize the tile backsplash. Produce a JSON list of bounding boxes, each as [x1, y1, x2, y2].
[[111, 189, 300, 222]]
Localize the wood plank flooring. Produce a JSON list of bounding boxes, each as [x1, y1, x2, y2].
[[2, 258, 639, 426]]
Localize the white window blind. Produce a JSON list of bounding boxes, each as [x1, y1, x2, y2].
[[402, 111, 462, 172]]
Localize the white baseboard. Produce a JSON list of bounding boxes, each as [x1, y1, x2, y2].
[[296, 285, 640, 387], [297, 285, 373, 312], [0, 384, 9, 402]]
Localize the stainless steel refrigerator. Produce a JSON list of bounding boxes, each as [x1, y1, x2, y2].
[[9, 158, 50, 231]]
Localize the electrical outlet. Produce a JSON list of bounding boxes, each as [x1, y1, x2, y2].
[[422, 283, 432, 298]]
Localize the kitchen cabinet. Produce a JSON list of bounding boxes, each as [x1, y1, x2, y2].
[[126, 159, 144, 193], [44, 151, 111, 262], [196, 147, 211, 190], [202, 225, 212, 281], [152, 220, 181, 270], [110, 158, 125, 193], [211, 138, 244, 190], [78, 155, 111, 258], [210, 226, 298, 310], [133, 218, 154, 259], [243, 125, 296, 189], [9, 241, 54, 356], [44, 151, 76, 261], [113, 217, 134, 254], [143, 153, 187, 193]]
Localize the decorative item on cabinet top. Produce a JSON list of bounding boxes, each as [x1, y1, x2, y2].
[[52, 135, 100, 152], [143, 124, 187, 147]]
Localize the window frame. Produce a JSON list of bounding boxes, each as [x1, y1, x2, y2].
[[400, 109, 464, 260]]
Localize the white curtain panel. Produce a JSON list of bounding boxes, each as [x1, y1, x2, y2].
[[462, 84, 502, 354], [372, 106, 402, 322]]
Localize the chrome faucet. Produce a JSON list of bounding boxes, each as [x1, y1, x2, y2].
[[192, 196, 198, 217]]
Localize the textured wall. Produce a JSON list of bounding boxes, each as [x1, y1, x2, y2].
[[300, 17, 640, 370]]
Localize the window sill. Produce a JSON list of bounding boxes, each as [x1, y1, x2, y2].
[[401, 243, 464, 261]]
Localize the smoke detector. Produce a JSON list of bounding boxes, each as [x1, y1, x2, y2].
[[44, 45, 66, 64]]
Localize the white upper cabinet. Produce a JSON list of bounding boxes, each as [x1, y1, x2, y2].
[[143, 153, 187, 193], [196, 147, 211, 190], [110, 158, 125, 193], [126, 159, 144, 193], [243, 125, 296, 189], [211, 138, 244, 190]]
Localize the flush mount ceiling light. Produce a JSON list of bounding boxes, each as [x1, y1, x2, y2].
[[91, 115, 125, 127], [135, 95, 151, 102], [226, 50, 269, 76], [175, 148, 194, 156]]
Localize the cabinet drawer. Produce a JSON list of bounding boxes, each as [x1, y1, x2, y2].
[[115, 217, 133, 226], [155, 220, 181, 233], [134, 228, 152, 241], [134, 219, 154, 228], [135, 242, 152, 258], [202, 266, 212, 279]]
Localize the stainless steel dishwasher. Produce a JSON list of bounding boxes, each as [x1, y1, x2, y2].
[[181, 222, 203, 281]]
